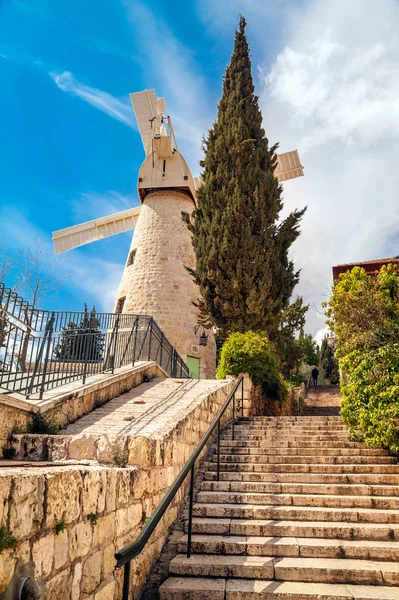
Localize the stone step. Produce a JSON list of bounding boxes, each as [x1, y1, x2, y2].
[[210, 454, 396, 464], [178, 533, 399, 560], [205, 469, 399, 484], [192, 503, 399, 523], [201, 480, 399, 497], [222, 434, 352, 441], [231, 426, 348, 432], [159, 577, 399, 600], [196, 491, 399, 510], [219, 440, 362, 448], [212, 446, 386, 455], [188, 517, 399, 541], [233, 417, 344, 422], [168, 553, 399, 585]]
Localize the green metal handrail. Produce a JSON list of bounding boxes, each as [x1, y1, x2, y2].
[[114, 374, 245, 599]]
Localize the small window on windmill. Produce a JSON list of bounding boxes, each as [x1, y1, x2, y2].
[[116, 297, 126, 314], [181, 212, 190, 224], [127, 249, 136, 267]]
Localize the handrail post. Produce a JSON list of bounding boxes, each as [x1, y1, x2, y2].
[[148, 318, 153, 361], [217, 420, 221, 482], [186, 464, 195, 558], [111, 315, 120, 373], [82, 331, 90, 385], [39, 314, 55, 400], [172, 349, 177, 378], [232, 392, 235, 441], [122, 561, 131, 600], [132, 317, 139, 366], [159, 332, 164, 369], [241, 376, 244, 417]]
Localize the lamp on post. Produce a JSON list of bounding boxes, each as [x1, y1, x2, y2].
[[194, 325, 209, 347]]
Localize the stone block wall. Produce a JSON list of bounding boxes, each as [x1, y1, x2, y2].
[[0, 362, 164, 451], [241, 373, 306, 417], [0, 378, 235, 599], [114, 191, 216, 378]]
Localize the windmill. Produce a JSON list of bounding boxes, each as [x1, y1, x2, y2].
[[52, 89, 304, 378]]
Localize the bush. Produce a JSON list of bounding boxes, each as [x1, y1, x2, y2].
[[325, 265, 399, 454], [340, 344, 399, 454], [27, 412, 60, 435], [217, 331, 288, 401]]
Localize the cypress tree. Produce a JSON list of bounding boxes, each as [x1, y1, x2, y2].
[[190, 16, 306, 335], [53, 304, 103, 362]]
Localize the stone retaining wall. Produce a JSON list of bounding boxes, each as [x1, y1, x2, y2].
[[242, 373, 305, 416], [0, 362, 164, 452], [0, 378, 235, 600]]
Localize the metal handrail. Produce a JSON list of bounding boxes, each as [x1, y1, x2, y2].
[[0, 281, 190, 396], [115, 374, 245, 599]]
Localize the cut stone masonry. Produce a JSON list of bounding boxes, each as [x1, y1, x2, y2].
[[158, 386, 399, 600]]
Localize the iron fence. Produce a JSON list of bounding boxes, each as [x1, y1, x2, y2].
[[0, 283, 189, 399]]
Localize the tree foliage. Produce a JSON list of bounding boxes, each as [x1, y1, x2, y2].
[[271, 298, 308, 375], [53, 304, 104, 362], [319, 337, 339, 383], [217, 331, 288, 401], [325, 265, 399, 453], [189, 16, 306, 336], [298, 328, 319, 367]]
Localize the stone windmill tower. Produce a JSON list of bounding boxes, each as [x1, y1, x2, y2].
[[52, 89, 304, 379]]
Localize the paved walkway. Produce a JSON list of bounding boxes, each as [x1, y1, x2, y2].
[[63, 377, 228, 438], [302, 385, 341, 415]]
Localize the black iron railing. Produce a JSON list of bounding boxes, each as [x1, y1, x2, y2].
[[0, 283, 189, 398], [115, 374, 245, 600]]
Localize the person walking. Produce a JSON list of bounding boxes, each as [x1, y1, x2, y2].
[[311, 366, 319, 386]]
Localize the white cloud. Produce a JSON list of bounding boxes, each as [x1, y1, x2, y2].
[[0, 207, 123, 312], [70, 257, 124, 312], [123, 1, 214, 170], [70, 190, 138, 224], [257, 0, 399, 335], [50, 71, 136, 129]]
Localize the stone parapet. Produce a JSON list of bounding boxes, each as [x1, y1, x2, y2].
[[0, 377, 236, 599], [0, 362, 164, 451]]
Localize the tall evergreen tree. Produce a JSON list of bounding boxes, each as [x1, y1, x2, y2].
[[54, 304, 103, 362], [190, 16, 306, 335]]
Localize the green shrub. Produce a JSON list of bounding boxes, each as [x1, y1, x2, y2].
[[217, 331, 288, 401], [2, 447, 16, 459], [54, 513, 66, 535], [325, 265, 399, 454], [340, 344, 399, 454], [0, 526, 17, 553], [27, 412, 60, 435], [87, 512, 98, 525]]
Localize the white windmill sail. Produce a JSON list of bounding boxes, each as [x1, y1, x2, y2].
[[275, 149, 304, 182], [52, 206, 141, 254], [52, 88, 304, 257], [130, 89, 158, 156]]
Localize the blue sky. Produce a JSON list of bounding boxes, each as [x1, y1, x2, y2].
[[2, 0, 399, 339]]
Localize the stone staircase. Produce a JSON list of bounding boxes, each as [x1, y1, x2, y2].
[[302, 384, 341, 416], [159, 388, 399, 599]]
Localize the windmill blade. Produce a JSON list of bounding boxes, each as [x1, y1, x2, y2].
[[275, 150, 304, 182], [52, 206, 141, 254], [130, 90, 158, 156]]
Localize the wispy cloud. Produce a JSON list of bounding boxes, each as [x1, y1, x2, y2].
[[70, 190, 139, 224], [79, 35, 137, 63], [0, 206, 124, 312], [257, 0, 399, 337], [49, 71, 135, 129], [123, 1, 214, 170]]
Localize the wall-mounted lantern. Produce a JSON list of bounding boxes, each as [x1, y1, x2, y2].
[[194, 325, 209, 347]]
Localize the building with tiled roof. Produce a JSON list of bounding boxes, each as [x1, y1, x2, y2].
[[332, 257, 399, 281]]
